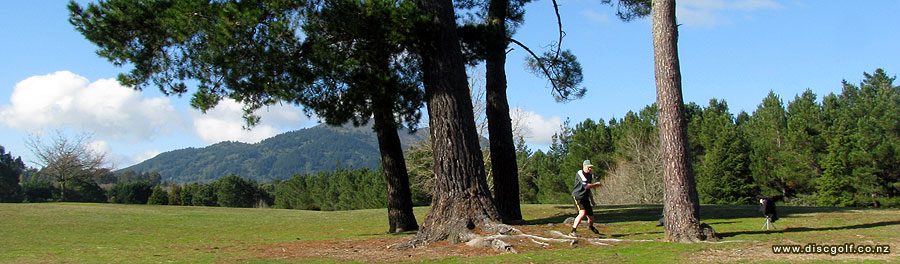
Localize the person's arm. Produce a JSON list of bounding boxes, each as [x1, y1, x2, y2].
[[578, 171, 601, 189]]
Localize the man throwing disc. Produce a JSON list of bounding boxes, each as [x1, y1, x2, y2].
[[569, 160, 602, 237]]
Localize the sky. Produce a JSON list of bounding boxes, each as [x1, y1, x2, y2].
[[1, 0, 899, 169]]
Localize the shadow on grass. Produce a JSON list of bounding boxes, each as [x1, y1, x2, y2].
[[700, 204, 863, 221], [705, 221, 740, 225], [524, 204, 863, 226], [717, 220, 900, 238], [523, 213, 571, 225], [610, 231, 663, 238], [388, 230, 418, 236], [524, 204, 663, 225]]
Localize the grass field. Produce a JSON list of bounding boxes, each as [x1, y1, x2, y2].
[[1, 203, 898, 263]]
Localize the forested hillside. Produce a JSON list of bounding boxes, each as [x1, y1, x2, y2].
[[122, 123, 427, 183]]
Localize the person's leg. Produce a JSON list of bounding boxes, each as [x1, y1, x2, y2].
[[584, 202, 600, 235], [570, 196, 585, 235], [572, 210, 586, 229], [570, 209, 585, 236], [587, 215, 601, 235]]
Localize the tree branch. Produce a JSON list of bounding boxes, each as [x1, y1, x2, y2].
[[508, 38, 557, 92], [551, 0, 564, 60]]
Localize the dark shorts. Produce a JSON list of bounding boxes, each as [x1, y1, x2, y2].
[[572, 196, 593, 216]]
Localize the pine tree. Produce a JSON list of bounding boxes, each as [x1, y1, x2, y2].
[[694, 99, 755, 204], [70, 0, 421, 232], [841, 69, 900, 206], [783, 89, 825, 196], [0, 146, 25, 203], [817, 133, 855, 206], [652, 0, 703, 242], [746, 91, 790, 197], [533, 122, 571, 204], [565, 119, 616, 180]]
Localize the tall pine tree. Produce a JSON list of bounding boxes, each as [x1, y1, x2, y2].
[[694, 99, 754, 204], [783, 89, 825, 196], [746, 92, 790, 197]]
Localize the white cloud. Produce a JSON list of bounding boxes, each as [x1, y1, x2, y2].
[[0, 71, 183, 141], [676, 0, 781, 27], [511, 107, 563, 145], [132, 149, 162, 164], [87, 140, 111, 155], [191, 98, 311, 144]]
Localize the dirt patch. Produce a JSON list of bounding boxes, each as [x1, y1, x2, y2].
[[247, 230, 599, 263], [245, 222, 897, 263], [250, 236, 500, 263]]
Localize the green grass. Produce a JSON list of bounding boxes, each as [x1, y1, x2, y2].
[[0, 203, 426, 263], [1, 203, 898, 263]]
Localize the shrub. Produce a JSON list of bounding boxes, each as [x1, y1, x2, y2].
[[148, 186, 169, 205], [22, 180, 55, 203], [108, 181, 153, 204], [63, 177, 106, 203], [192, 183, 217, 206], [217, 175, 256, 208]]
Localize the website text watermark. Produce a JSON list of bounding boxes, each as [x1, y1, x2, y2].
[[772, 243, 890, 256]]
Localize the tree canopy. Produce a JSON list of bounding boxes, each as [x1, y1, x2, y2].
[[0, 146, 25, 203], [70, 0, 431, 232]]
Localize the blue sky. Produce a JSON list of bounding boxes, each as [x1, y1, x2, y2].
[[2, 0, 899, 169]]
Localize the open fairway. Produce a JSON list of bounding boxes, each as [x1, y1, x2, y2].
[[1, 203, 898, 263]]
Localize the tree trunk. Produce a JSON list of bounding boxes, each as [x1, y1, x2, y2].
[[406, 0, 504, 246], [485, 0, 522, 224], [373, 104, 419, 233], [59, 179, 67, 202], [651, 0, 702, 243]]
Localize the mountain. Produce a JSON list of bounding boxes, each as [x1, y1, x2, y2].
[[121, 123, 429, 183]]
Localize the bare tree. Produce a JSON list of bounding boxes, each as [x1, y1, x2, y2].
[[469, 66, 489, 137], [509, 107, 530, 145], [595, 132, 663, 205], [26, 131, 108, 201], [405, 135, 435, 204]]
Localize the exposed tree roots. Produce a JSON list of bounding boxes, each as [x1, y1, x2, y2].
[[390, 218, 517, 251], [391, 220, 745, 253]]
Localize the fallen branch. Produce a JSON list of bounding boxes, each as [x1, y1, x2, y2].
[[586, 240, 612, 246], [549, 230, 655, 243], [486, 232, 615, 246], [530, 238, 550, 247], [483, 233, 571, 244]]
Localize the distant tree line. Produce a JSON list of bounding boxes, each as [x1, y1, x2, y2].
[[8, 167, 108, 203], [106, 174, 276, 208], [275, 167, 387, 210], [513, 69, 900, 208]]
